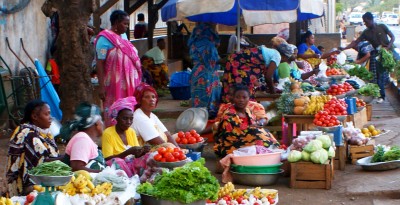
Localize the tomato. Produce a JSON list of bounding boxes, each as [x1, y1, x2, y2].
[[197, 137, 204, 142], [322, 123, 327, 127], [315, 113, 321, 118], [160, 158, 166, 162], [154, 154, 162, 161], [328, 123, 334, 127], [181, 138, 188, 144], [188, 137, 197, 144], [193, 133, 201, 138], [267, 196, 275, 204], [158, 147, 167, 155], [163, 152, 173, 159], [179, 153, 187, 160], [166, 147, 174, 153], [166, 155, 176, 162], [190, 129, 197, 135], [185, 132, 191, 138], [26, 193, 35, 203], [331, 84, 338, 89], [178, 131, 185, 138], [172, 152, 181, 159], [326, 115, 331, 120], [335, 120, 340, 125], [315, 121, 322, 126], [175, 137, 181, 143], [236, 196, 243, 204]]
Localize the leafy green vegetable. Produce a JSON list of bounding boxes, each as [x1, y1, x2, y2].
[[346, 65, 373, 81], [136, 159, 219, 204], [382, 146, 400, 161], [371, 145, 385, 163], [28, 160, 72, 176], [378, 49, 396, 72], [358, 83, 381, 97]]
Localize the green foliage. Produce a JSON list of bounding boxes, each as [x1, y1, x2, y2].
[[347, 64, 374, 81], [378, 49, 396, 73], [371, 145, 385, 163], [358, 83, 381, 97], [336, 3, 344, 14]]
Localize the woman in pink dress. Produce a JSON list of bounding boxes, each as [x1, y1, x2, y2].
[[95, 10, 142, 127]]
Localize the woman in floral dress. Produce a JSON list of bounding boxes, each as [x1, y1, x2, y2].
[[187, 23, 221, 118]]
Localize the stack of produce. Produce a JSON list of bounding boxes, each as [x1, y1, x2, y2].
[[153, 147, 187, 162], [302, 95, 333, 115], [276, 93, 299, 115], [28, 160, 73, 176], [346, 65, 373, 81], [313, 111, 341, 127], [345, 80, 361, 89], [293, 96, 310, 115], [372, 145, 400, 162], [355, 98, 367, 108], [326, 83, 354, 96], [343, 123, 369, 145], [137, 159, 220, 204], [212, 183, 278, 205], [326, 68, 346, 76], [59, 170, 113, 196], [322, 98, 348, 116], [358, 83, 381, 98], [175, 129, 204, 145], [361, 125, 382, 138], [0, 197, 20, 205], [289, 81, 303, 94], [300, 82, 315, 92], [288, 135, 335, 164]]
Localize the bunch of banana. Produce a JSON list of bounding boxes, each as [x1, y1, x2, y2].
[[91, 182, 113, 196], [303, 95, 333, 115], [217, 182, 235, 198], [33, 185, 45, 192], [231, 189, 247, 199], [60, 174, 111, 196], [250, 187, 278, 199], [0, 197, 20, 205]]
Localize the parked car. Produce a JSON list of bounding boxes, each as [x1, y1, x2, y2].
[[384, 14, 399, 26], [349, 12, 363, 25]]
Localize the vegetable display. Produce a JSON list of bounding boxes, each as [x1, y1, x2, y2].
[[322, 98, 348, 116], [137, 159, 219, 204], [302, 95, 333, 115], [378, 49, 396, 72], [276, 93, 299, 115], [214, 183, 278, 205], [287, 135, 335, 164], [28, 160, 72, 176], [346, 65, 373, 81], [326, 68, 346, 76], [371, 145, 400, 163], [313, 110, 340, 127], [153, 147, 187, 162], [326, 82, 354, 96], [176, 130, 204, 145], [358, 83, 381, 97]]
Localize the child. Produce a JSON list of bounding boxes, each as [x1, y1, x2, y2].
[[317, 45, 325, 53]]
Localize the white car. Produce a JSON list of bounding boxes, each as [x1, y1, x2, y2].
[[349, 12, 363, 25], [384, 14, 399, 26]]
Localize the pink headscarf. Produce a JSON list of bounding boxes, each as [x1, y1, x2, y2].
[[109, 96, 137, 125], [134, 83, 158, 110], [277, 28, 290, 41]]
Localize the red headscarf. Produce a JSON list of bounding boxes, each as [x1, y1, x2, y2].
[[134, 83, 158, 110]]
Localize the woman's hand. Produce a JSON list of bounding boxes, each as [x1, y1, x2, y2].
[[127, 146, 144, 157], [313, 67, 320, 75], [143, 144, 151, 153]]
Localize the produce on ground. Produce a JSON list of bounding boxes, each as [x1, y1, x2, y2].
[[288, 136, 334, 164], [59, 171, 113, 196], [137, 159, 220, 204], [326, 82, 354, 96], [372, 145, 400, 163], [153, 147, 187, 162], [28, 160, 72, 176], [358, 83, 381, 97], [214, 183, 277, 205], [0, 196, 21, 205], [302, 95, 333, 115], [176, 129, 204, 145], [343, 122, 369, 145], [346, 65, 373, 81], [322, 98, 348, 116], [313, 111, 340, 127], [361, 125, 382, 138]]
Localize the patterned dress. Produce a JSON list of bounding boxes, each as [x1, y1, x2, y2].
[[6, 124, 59, 196], [213, 104, 279, 158], [187, 23, 221, 118]]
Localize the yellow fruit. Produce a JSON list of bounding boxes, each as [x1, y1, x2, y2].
[[377, 129, 382, 134], [368, 125, 376, 132], [364, 132, 371, 138], [371, 130, 379, 136], [74, 170, 92, 181], [361, 128, 369, 134]]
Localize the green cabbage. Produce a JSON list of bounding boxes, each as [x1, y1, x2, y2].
[[317, 135, 332, 149], [304, 140, 323, 153], [327, 147, 336, 159], [288, 150, 302, 163], [311, 149, 329, 164], [301, 150, 310, 161]]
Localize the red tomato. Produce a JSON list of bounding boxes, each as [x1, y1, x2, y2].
[[173, 147, 181, 152], [154, 154, 162, 161], [179, 154, 187, 160], [315, 113, 321, 118], [178, 131, 184, 138], [322, 123, 327, 127], [175, 137, 181, 143], [193, 133, 201, 138], [160, 158, 166, 162], [166, 147, 174, 153], [267, 196, 275, 204], [185, 132, 191, 138], [181, 138, 188, 144], [26, 193, 35, 203], [158, 147, 167, 155], [190, 130, 197, 135], [315, 121, 323, 126], [236, 196, 244, 204], [172, 152, 181, 159], [197, 137, 204, 142], [166, 155, 176, 162], [335, 120, 340, 125], [328, 123, 334, 127], [163, 152, 173, 159], [188, 137, 197, 144]]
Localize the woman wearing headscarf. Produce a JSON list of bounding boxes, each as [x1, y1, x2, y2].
[[102, 97, 150, 177], [187, 23, 221, 118], [6, 100, 59, 196], [132, 83, 178, 146], [61, 103, 105, 172], [297, 31, 340, 68], [221, 45, 281, 103], [95, 10, 142, 127]]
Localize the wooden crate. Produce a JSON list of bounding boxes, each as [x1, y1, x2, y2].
[[346, 108, 368, 129], [366, 104, 372, 121], [290, 160, 333, 190], [348, 144, 374, 164], [334, 145, 346, 171]]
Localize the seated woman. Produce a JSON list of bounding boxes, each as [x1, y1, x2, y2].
[[141, 39, 169, 89], [297, 31, 340, 68], [6, 100, 60, 196], [102, 97, 150, 177], [132, 83, 178, 146], [276, 43, 319, 81], [214, 85, 280, 158], [61, 102, 105, 173]]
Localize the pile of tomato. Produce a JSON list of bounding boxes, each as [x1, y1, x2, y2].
[[313, 111, 341, 127], [356, 98, 367, 107], [326, 82, 354, 95], [153, 147, 187, 162], [326, 68, 344, 76], [176, 129, 204, 144], [323, 98, 348, 116]]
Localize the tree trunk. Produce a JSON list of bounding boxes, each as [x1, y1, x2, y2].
[[48, 0, 95, 122]]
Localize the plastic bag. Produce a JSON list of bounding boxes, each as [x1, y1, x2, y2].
[[317, 61, 328, 78], [276, 77, 290, 90], [93, 166, 128, 192], [336, 51, 346, 65], [233, 146, 257, 156]]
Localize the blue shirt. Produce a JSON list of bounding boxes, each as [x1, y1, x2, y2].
[[95, 33, 128, 60], [297, 43, 322, 55]]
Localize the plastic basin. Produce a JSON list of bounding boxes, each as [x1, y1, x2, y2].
[[230, 163, 283, 173], [231, 152, 282, 166]]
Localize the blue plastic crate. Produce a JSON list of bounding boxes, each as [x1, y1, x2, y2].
[[326, 125, 343, 146], [345, 97, 357, 115], [170, 71, 191, 87], [186, 152, 201, 161]]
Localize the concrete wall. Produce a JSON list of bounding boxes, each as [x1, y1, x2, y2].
[[314, 33, 341, 52]]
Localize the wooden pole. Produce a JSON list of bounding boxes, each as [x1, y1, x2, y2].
[[147, 0, 155, 49]]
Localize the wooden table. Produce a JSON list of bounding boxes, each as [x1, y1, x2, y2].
[[254, 92, 281, 103], [282, 115, 315, 146]]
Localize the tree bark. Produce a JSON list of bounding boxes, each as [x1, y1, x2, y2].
[[46, 0, 96, 121]]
